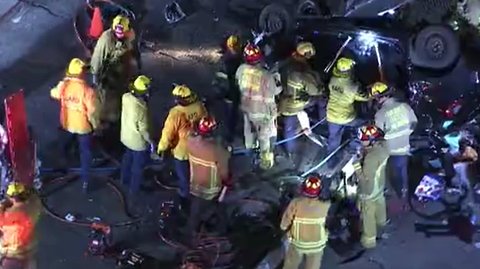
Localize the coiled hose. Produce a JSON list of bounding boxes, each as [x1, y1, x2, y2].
[[40, 174, 144, 228]]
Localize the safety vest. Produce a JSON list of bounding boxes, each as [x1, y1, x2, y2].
[[157, 102, 208, 160], [327, 77, 368, 124], [50, 77, 98, 134], [235, 63, 280, 119]]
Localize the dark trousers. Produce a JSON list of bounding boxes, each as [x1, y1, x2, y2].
[[188, 195, 226, 236], [61, 131, 92, 184], [283, 115, 299, 154], [1, 256, 34, 269], [121, 148, 148, 194], [327, 119, 363, 154], [174, 159, 190, 198], [388, 155, 409, 198], [224, 94, 240, 143]]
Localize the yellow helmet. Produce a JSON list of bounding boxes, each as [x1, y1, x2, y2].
[[172, 84, 192, 98], [133, 75, 151, 92], [6, 182, 26, 197], [226, 35, 240, 50], [112, 15, 130, 32], [67, 58, 86, 76], [333, 57, 355, 77], [296, 42, 315, 58], [370, 82, 391, 97]]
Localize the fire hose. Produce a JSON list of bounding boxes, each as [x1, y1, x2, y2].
[[40, 174, 144, 228]]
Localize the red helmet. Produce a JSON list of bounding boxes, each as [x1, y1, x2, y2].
[[197, 116, 217, 136], [302, 175, 322, 197], [357, 124, 384, 142], [243, 43, 263, 64]]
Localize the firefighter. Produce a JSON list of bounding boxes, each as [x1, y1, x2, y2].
[[371, 82, 417, 201], [326, 57, 369, 154], [157, 85, 207, 204], [90, 15, 139, 130], [235, 43, 282, 170], [216, 34, 243, 143], [50, 58, 99, 192], [120, 75, 155, 202], [186, 116, 231, 241], [0, 182, 42, 269], [279, 42, 323, 158], [354, 124, 390, 249], [281, 174, 330, 269]]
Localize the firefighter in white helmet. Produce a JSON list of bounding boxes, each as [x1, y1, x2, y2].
[[279, 42, 324, 159], [0, 182, 41, 269], [326, 57, 369, 155], [371, 82, 417, 201], [235, 43, 282, 170]]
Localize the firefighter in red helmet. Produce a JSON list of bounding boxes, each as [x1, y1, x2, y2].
[[280, 174, 331, 269], [235, 43, 282, 170], [186, 116, 231, 243], [353, 124, 390, 249]]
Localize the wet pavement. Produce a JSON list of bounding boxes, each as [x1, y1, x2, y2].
[[0, 1, 480, 268]]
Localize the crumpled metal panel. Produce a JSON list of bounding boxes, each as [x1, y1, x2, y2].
[[4, 90, 35, 187]]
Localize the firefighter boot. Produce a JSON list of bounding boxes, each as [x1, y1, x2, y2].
[[259, 151, 274, 170]]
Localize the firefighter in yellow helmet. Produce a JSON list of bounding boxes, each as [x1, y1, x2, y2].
[[236, 43, 282, 170], [0, 182, 41, 269], [157, 84, 207, 205], [216, 34, 243, 143], [90, 15, 140, 130], [353, 124, 390, 249], [50, 58, 99, 192], [186, 116, 231, 242], [120, 75, 155, 210], [371, 82, 417, 201], [281, 174, 331, 269], [279, 42, 324, 159], [326, 57, 369, 155]]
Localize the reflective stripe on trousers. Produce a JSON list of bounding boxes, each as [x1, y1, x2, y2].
[[282, 245, 324, 269]]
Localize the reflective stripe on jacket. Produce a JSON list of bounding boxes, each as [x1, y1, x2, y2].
[[235, 63, 282, 120], [120, 92, 152, 151], [356, 142, 389, 201], [280, 197, 330, 253], [50, 77, 99, 134], [327, 77, 368, 124], [157, 101, 207, 160], [90, 29, 135, 76], [0, 195, 41, 259], [187, 135, 230, 200], [279, 61, 322, 116], [375, 98, 417, 155]]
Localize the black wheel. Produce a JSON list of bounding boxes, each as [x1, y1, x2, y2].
[[295, 0, 322, 17], [258, 3, 293, 35], [409, 25, 460, 70]]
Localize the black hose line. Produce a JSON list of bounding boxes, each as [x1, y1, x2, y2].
[[40, 174, 146, 228]]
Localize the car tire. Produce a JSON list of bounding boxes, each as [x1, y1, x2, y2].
[[409, 25, 460, 70], [295, 0, 322, 17], [258, 3, 293, 35]]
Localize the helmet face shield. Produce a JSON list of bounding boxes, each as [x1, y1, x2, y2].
[[114, 25, 125, 39]]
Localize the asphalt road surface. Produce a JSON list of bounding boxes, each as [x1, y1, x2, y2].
[[0, 1, 479, 269]]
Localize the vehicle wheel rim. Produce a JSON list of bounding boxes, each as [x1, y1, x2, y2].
[[265, 13, 284, 34], [297, 0, 320, 16], [425, 34, 446, 59]]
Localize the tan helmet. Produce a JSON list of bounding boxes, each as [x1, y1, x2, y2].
[[296, 42, 316, 59]]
